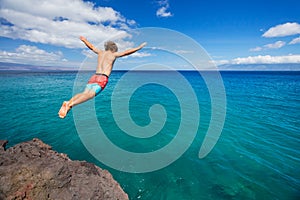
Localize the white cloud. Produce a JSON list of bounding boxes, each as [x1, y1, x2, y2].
[[211, 59, 230, 66], [263, 41, 286, 49], [123, 52, 152, 58], [213, 54, 300, 65], [0, 0, 135, 48], [156, 7, 172, 17], [289, 36, 300, 44], [250, 46, 263, 52], [0, 45, 67, 66], [231, 54, 300, 64], [249, 41, 286, 52], [156, 0, 173, 18], [263, 22, 300, 38], [250, 22, 300, 54]]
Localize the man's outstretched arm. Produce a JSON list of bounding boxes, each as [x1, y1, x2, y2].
[[115, 42, 147, 57], [80, 36, 101, 54]]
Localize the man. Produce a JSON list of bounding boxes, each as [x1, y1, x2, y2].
[[58, 36, 147, 118]]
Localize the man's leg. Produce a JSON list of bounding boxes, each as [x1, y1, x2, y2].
[[58, 89, 95, 118], [69, 89, 95, 107]]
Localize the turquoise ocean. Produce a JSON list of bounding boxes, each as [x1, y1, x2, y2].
[[0, 70, 299, 199]]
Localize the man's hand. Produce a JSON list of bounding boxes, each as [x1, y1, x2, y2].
[[140, 42, 147, 48], [80, 36, 87, 41]]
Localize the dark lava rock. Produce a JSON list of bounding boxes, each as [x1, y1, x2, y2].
[[0, 138, 128, 200]]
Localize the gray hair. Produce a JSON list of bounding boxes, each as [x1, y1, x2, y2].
[[104, 41, 118, 52]]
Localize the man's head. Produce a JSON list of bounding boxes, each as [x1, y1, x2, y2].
[[104, 41, 118, 52]]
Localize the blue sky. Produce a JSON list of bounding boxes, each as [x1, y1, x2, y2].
[[1, 0, 300, 70]]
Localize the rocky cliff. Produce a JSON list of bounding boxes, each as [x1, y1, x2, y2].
[[0, 138, 129, 200]]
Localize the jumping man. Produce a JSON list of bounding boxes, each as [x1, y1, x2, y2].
[[58, 36, 147, 118]]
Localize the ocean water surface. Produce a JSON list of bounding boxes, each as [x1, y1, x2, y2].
[[0, 70, 299, 199]]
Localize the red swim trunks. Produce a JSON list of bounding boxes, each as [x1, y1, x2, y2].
[[86, 73, 109, 96], [88, 73, 109, 89]]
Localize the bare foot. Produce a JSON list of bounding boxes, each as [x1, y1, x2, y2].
[[58, 101, 71, 118]]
